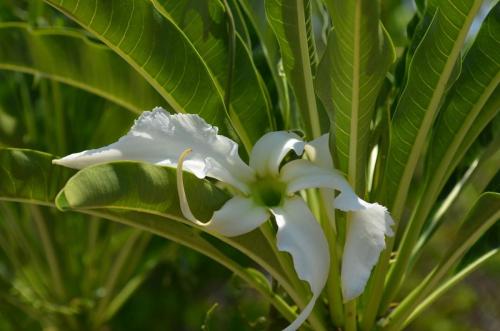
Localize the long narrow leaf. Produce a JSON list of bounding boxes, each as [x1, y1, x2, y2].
[[0, 23, 165, 113], [265, 0, 321, 137]]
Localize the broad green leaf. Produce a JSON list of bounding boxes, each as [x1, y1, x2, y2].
[[43, 0, 257, 147], [316, 0, 395, 193], [383, 0, 483, 217], [265, 0, 321, 137], [0, 23, 165, 113], [150, 0, 274, 142], [55, 161, 229, 222], [0, 148, 296, 321], [426, 4, 500, 205]]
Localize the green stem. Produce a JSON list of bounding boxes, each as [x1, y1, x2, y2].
[[319, 190, 344, 327], [345, 300, 357, 331]]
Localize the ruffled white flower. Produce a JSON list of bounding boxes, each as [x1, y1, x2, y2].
[[53, 107, 393, 331]]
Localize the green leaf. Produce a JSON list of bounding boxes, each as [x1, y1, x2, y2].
[[0, 148, 296, 321], [237, 0, 289, 125], [382, 192, 500, 331], [316, 0, 395, 193], [383, 0, 483, 217], [55, 161, 228, 222], [265, 0, 321, 137], [53, 161, 305, 300], [403, 248, 498, 328], [426, 4, 500, 204], [0, 148, 74, 206], [43, 0, 253, 145], [0, 23, 165, 113], [150, 0, 274, 143]]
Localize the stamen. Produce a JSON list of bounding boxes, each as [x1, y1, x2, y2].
[[176, 148, 199, 223]]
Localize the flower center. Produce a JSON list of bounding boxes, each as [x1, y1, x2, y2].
[[250, 178, 286, 207]]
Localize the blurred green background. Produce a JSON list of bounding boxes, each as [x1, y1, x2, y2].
[[0, 1, 498, 330]]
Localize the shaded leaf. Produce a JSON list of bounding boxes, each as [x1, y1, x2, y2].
[[0, 23, 165, 113]]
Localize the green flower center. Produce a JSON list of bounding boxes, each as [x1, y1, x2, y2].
[[250, 178, 286, 207]]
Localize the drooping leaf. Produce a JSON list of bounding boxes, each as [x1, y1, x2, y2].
[[43, 0, 257, 146], [265, 0, 321, 137], [0, 23, 165, 113], [316, 0, 395, 193], [0, 148, 296, 320], [383, 0, 483, 217]]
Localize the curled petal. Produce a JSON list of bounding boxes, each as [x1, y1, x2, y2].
[[280, 159, 365, 211], [341, 203, 394, 301], [271, 197, 330, 331], [304, 133, 333, 169], [249, 131, 305, 177], [176, 149, 269, 236], [53, 108, 254, 193]]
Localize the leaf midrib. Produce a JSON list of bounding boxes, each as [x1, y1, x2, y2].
[[348, 0, 361, 189]]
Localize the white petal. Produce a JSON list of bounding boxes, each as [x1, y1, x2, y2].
[[341, 203, 394, 301], [249, 131, 305, 177], [53, 108, 254, 192], [280, 159, 365, 211], [304, 133, 333, 169], [176, 150, 269, 237], [271, 197, 329, 331], [205, 196, 270, 236]]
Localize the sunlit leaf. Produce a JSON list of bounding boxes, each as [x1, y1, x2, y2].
[[316, 0, 395, 193]]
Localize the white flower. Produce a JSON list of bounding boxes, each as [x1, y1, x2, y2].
[[53, 107, 393, 331]]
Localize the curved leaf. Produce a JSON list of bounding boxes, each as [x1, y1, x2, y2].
[[316, 0, 395, 193], [382, 3, 500, 308], [43, 0, 249, 143], [53, 161, 304, 302], [0, 148, 297, 321], [383, 0, 483, 217], [427, 4, 500, 199], [151, 0, 274, 142], [0, 23, 165, 113]]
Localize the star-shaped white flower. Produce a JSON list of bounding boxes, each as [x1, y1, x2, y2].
[[53, 107, 393, 331]]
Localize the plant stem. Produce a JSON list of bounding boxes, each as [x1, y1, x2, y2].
[[319, 190, 344, 327], [345, 300, 357, 331]]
